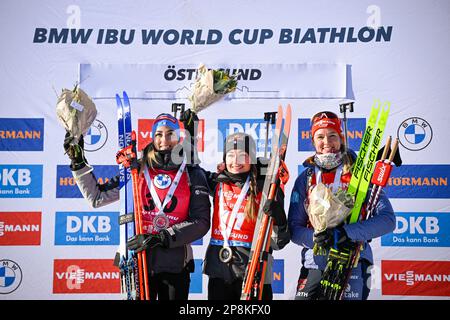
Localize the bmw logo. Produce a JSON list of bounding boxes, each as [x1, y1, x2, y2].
[[84, 119, 108, 152], [0, 259, 23, 294], [397, 117, 432, 151], [154, 174, 172, 189]]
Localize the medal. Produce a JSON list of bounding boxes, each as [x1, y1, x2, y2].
[[153, 213, 169, 231], [219, 246, 233, 263]]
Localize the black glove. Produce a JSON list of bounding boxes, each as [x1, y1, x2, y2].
[[179, 109, 199, 139], [63, 131, 87, 171], [126, 231, 168, 253], [263, 199, 287, 226], [313, 225, 350, 251]]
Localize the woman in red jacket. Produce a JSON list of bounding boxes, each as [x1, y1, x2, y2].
[[202, 132, 289, 300]]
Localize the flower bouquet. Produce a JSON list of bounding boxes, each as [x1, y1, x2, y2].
[[307, 183, 354, 255], [56, 85, 97, 145], [186, 64, 238, 124]]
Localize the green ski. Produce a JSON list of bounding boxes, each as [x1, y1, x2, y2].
[[349, 102, 390, 223], [346, 101, 381, 198]]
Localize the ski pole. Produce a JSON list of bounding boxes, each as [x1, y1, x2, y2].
[[263, 112, 276, 159], [339, 100, 354, 151], [366, 137, 399, 219], [241, 106, 284, 300], [336, 137, 398, 300], [364, 135, 392, 218], [171, 103, 185, 119]]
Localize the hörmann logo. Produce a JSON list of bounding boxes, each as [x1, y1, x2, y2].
[[385, 165, 449, 198], [56, 165, 118, 198], [0, 118, 44, 151], [0, 212, 41, 245]]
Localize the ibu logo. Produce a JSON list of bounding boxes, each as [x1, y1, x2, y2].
[[0, 165, 43, 198], [381, 212, 450, 247], [217, 119, 276, 154], [55, 212, 119, 245]]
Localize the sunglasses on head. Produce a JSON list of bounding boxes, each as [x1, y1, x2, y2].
[[311, 111, 340, 122]]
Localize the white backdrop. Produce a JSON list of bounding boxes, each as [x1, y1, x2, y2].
[[1, 0, 449, 300]]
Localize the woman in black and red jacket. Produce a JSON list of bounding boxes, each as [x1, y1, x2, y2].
[[64, 112, 211, 300]]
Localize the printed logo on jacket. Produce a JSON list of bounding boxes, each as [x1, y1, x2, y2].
[[0, 118, 44, 151], [385, 165, 450, 198], [217, 119, 276, 153], [382, 260, 450, 297], [0, 212, 41, 245], [297, 118, 365, 151], [381, 212, 449, 247], [56, 165, 118, 198], [53, 259, 120, 294], [138, 118, 205, 152], [55, 212, 119, 245], [0, 165, 43, 198]]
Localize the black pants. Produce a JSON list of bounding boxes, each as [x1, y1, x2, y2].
[[208, 278, 273, 300], [148, 268, 191, 300]]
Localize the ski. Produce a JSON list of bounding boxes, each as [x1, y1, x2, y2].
[[115, 93, 131, 300], [241, 104, 291, 300], [349, 102, 389, 223], [115, 92, 150, 300], [346, 101, 381, 200]]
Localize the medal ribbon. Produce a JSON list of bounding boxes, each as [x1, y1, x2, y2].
[[143, 156, 187, 218], [218, 176, 250, 248], [315, 164, 343, 194]]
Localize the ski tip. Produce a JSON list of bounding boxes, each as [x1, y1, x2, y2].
[[115, 94, 123, 105], [123, 91, 129, 99]]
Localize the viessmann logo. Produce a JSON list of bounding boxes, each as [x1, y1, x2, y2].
[[382, 260, 450, 297], [0, 212, 41, 245], [53, 259, 120, 294]]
